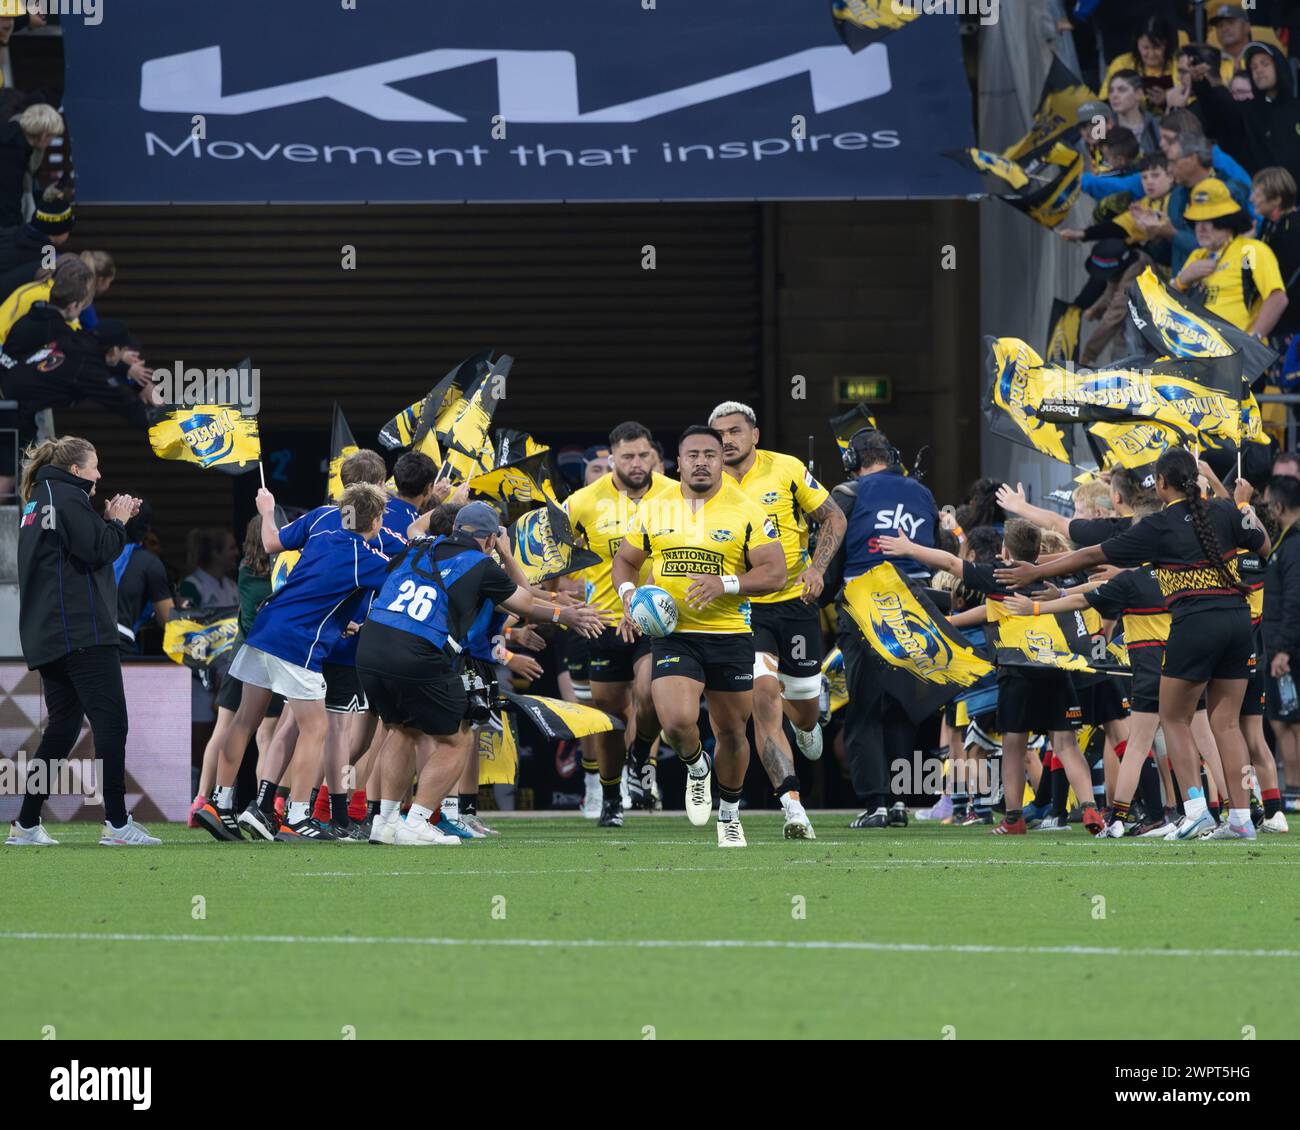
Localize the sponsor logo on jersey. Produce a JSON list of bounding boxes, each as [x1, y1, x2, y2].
[[660, 547, 724, 575]]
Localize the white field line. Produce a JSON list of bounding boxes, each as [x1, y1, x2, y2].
[[1, 930, 1297, 960]]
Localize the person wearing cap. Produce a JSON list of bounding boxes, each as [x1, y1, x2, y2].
[[0, 201, 74, 296], [358, 499, 604, 846], [1209, 5, 1286, 83], [1174, 176, 1288, 337]]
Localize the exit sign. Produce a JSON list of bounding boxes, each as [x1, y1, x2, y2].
[[835, 377, 891, 405]]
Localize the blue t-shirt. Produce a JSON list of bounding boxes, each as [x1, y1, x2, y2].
[[246, 528, 391, 671], [838, 469, 940, 581]]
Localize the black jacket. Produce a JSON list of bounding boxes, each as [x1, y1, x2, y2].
[[0, 122, 32, 230], [17, 464, 128, 669], [1263, 525, 1300, 659], [0, 221, 45, 294]]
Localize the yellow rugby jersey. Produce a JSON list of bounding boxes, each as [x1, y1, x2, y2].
[[728, 449, 830, 605], [626, 478, 779, 634], [563, 471, 678, 618], [1183, 236, 1285, 333], [1113, 192, 1170, 246], [0, 278, 81, 340]]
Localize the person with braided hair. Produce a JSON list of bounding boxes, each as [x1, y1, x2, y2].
[[996, 447, 1270, 841]]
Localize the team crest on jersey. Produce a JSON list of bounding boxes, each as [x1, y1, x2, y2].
[[761, 490, 780, 506], [30, 347, 65, 372], [709, 528, 733, 542]]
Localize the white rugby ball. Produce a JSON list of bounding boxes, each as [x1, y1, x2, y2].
[[629, 585, 678, 638]]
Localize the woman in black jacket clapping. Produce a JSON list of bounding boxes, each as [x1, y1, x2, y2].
[[10, 435, 160, 847]]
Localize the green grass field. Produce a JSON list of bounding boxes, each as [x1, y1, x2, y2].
[[3, 814, 1298, 1040]]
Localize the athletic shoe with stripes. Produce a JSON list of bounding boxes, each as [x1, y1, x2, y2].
[[1164, 810, 1216, 840], [1081, 805, 1105, 836], [1260, 812, 1289, 833], [6, 820, 58, 846], [717, 818, 747, 847], [237, 804, 280, 842], [1203, 820, 1256, 840], [195, 802, 243, 842], [394, 816, 461, 846], [99, 818, 161, 846], [990, 816, 1027, 835], [683, 760, 712, 826], [275, 818, 339, 842]]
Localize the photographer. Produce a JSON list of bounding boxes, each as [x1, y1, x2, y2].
[[360, 502, 603, 846], [10, 435, 160, 847]]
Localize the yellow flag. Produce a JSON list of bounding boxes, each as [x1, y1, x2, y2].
[[984, 337, 1072, 463], [163, 611, 240, 669], [148, 405, 260, 473], [477, 714, 518, 786]]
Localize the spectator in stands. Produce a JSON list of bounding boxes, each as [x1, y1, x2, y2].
[[1253, 167, 1300, 348], [1076, 100, 1116, 172], [1274, 451, 1300, 478], [0, 250, 81, 341], [115, 500, 174, 654], [1106, 69, 1162, 155], [0, 201, 73, 296], [179, 528, 240, 611], [1099, 14, 1180, 105], [1189, 42, 1300, 175], [1146, 134, 1252, 275], [76, 250, 115, 331], [1210, 5, 1273, 81], [0, 258, 154, 448], [1172, 177, 1288, 336], [0, 102, 62, 227]]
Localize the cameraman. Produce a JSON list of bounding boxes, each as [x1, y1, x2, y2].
[[358, 501, 603, 846], [827, 428, 939, 830]]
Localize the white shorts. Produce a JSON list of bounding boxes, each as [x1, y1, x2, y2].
[[229, 644, 326, 701]]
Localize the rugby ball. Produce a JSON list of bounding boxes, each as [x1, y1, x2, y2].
[[629, 585, 678, 638]]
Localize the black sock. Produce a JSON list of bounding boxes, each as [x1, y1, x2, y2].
[[459, 792, 477, 817], [275, 785, 290, 800], [1139, 757, 1163, 822], [367, 799, 380, 818], [330, 793, 350, 827], [679, 743, 704, 768], [628, 733, 654, 769], [777, 774, 800, 799], [1006, 808, 1023, 823], [256, 779, 276, 815], [600, 775, 622, 803], [1050, 766, 1068, 818], [1032, 750, 1052, 806]]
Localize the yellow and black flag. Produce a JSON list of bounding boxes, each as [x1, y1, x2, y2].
[[831, 0, 920, 53], [994, 606, 1130, 677], [437, 354, 511, 482], [983, 336, 1072, 463], [148, 404, 260, 474], [1127, 266, 1276, 383], [829, 403, 878, 462], [1004, 56, 1095, 162], [477, 713, 519, 786], [470, 447, 567, 524], [163, 607, 240, 671], [949, 141, 1083, 232], [511, 500, 601, 584], [1085, 420, 1185, 481], [503, 691, 625, 742], [378, 350, 492, 452], [327, 402, 359, 501], [1045, 299, 1082, 366], [840, 563, 992, 724]]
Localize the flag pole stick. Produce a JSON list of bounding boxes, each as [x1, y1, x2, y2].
[[258, 461, 266, 490]]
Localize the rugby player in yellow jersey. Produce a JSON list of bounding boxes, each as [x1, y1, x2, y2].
[[709, 402, 846, 840], [564, 421, 679, 827], [611, 425, 787, 847]]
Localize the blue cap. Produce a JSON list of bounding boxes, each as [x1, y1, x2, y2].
[[453, 501, 502, 538]]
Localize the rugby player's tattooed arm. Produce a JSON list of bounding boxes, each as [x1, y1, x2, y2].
[[800, 497, 847, 603]]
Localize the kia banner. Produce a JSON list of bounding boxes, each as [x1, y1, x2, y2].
[[61, 0, 978, 203]]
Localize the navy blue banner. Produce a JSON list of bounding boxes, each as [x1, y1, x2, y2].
[[61, 1, 978, 204]]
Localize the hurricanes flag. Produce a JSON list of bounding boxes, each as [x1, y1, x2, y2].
[[1005, 56, 1095, 161], [1086, 420, 1184, 482], [510, 500, 601, 584], [831, 0, 920, 53], [477, 712, 519, 786], [378, 350, 492, 452], [504, 691, 625, 741], [470, 448, 567, 524], [829, 403, 878, 461], [821, 647, 848, 715], [983, 337, 1072, 463], [1045, 299, 1082, 366], [840, 564, 992, 723], [327, 402, 359, 501], [148, 404, 260, 473], [163, 607, 240, 670], [993, 605, 1130, 676], [436, 355, 511, 482]]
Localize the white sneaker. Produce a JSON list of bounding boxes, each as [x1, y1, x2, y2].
[[717, 819, 747, 848], [793, 725, 823, 762], [99, 818, 161, 846], [369, 811, 399, 845], [1164, 810, 1215, 840], [1260, 811, 1289, 833], [1135, 818, 1178, 838], [684, 762, 712, 826], [620, 767, 632, 810], [1103, 818, 1127, 839], [1033, 815, 1071, 831], [581, 775, 601, 819], [1203, 820, 1256, 840], [6, 820, 58, 846], [781, 796, 816, 840], [395, 815, 461, 846]]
